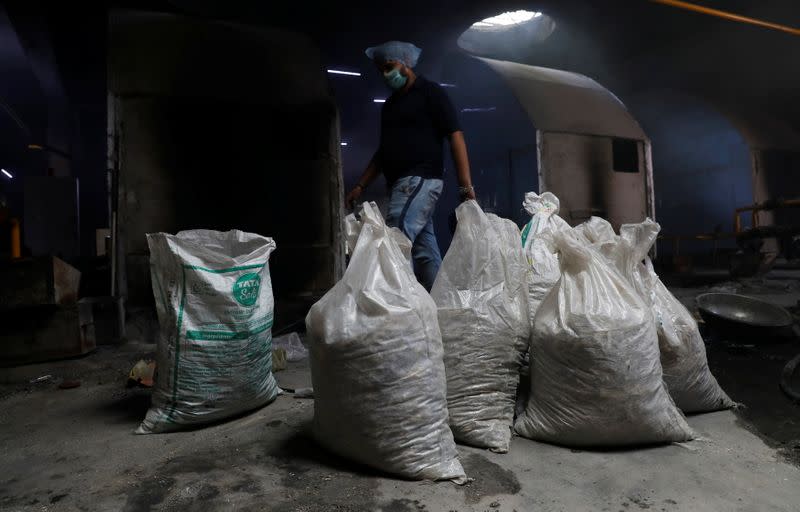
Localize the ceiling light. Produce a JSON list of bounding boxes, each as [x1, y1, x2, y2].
[[340, 142, 348, 146], [1, 169, 13, 179], [373, 99, 386, 103], [459, 10, 555, 54], [474, 10, 541, 27], [461, 107, 497, 113], [439, 83, 457, 88], [327, 69, 361, 76]]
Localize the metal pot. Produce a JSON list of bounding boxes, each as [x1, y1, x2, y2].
[[696, 292, 795, 341]]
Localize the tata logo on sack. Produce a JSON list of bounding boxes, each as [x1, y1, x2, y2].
[[232, 273, 261, 306]]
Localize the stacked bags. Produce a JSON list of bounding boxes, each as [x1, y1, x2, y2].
[[306, 202, 466, 482], [307, 193, 729, 474], [431, 200, 530, 453], [515, 227, 694, 446], [578, 216, 734, 413]]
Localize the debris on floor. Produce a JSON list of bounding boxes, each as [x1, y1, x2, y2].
[[292, 387, 313, 399], [272, 347, 288, 372], [127, 359, 156, 388], [272, 332, 308, 361], [58, 379, 81, 389]]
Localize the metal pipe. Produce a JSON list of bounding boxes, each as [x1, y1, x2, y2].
[[10, 218, 20, 258], [649, 0, 800, 37], [734, 198, 800, 233], [110, 212, 117, 297]]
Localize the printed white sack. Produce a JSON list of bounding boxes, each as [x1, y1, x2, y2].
[[431, 200, 530, 453], [306, 202, 466, 482], [138, 229, 279, 434], [618, 220, 735, 413], [520, 192, 571, 321], [517, 192, 570, 418], [514, 229, 694, 446]]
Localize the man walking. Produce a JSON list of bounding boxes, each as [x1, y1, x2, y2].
[[346, 41, 475, 290]]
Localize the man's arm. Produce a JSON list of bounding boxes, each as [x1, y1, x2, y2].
[[345, 152, 380, 209], [449, 131, 476, 201]]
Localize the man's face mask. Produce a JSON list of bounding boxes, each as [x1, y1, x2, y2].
[[382, 65, 408, 90]]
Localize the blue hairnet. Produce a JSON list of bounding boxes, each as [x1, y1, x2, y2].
[[365, 41, 422, 68]]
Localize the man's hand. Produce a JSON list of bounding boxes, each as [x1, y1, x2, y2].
[[347, 155, 379, 209], [449, 131, 475, 203], [345, 185, 364, 209], [459, 185, 476, 202]]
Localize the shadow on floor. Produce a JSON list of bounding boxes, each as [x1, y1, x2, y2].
[[706, 333, 800, 466], [658, 268, 800, 466], [270, 427, 394, 479], [96, 389, 152, 424]]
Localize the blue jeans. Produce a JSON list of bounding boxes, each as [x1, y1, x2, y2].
[[385, 176, 444, 291]]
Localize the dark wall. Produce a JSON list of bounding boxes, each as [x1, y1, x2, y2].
[[627, 91, 753, 255], [439, 54, 538, 234], [111, 13, 344, 304], [116, 97, 341, 303], [754, 149, 800, 229], [0, 2, 108, 263], [49, 6, 109, 260]]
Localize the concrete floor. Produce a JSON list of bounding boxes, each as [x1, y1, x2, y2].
[[0, 351, 797, 512], [1, 275, 800, 512]]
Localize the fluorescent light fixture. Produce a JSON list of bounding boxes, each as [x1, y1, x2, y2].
[[327, 69, 361, 76], [474, 10, 541, 27], [439, 83, 457, 88], [373, 99, 386, 103], [461, 107, 497, 113], [340, 142, 348, 146], [1, 168, 13, 179]]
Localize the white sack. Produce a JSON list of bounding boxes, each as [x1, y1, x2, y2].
[[520, 192, 571, 321], [618, 219, 734, 413], [306, 202, 466, 482], [515, 229, 694, 446], [573, 216, 617, 246], [139, 229, 279, 434], [431, 200, 530, 452], [345, 211, 412, 263]]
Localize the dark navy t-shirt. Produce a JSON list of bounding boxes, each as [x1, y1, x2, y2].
[[377, 76, 461, 185]]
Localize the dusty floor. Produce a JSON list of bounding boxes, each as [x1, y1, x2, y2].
[[1, 275, 800, 512]]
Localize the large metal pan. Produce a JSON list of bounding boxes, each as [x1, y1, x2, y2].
[[696, 293, 795, 340]]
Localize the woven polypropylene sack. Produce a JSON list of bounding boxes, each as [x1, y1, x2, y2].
[[306, 202, 466, 482], [138, 229, 279, 434], [520, 192, 571, 321], [431, 201, 530, 452], [619, 220, 734, 413], [514, 229, 694, 447], [573, 216, 616, 246]]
